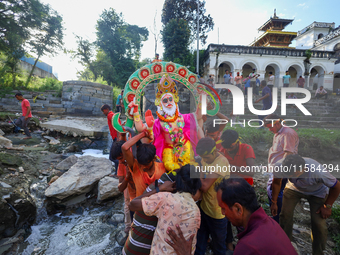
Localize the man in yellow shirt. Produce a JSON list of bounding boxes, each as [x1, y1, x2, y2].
[[195, 137, 230, 255]]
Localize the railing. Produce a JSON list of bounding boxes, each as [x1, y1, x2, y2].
[[297, 22, 335, 36], [205, 44, 336, 59], [314, 27, 340, 47]]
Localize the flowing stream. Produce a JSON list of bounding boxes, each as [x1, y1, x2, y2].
[[17, 141, 125, 255]]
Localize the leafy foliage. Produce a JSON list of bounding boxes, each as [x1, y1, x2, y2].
[[0, 0, 64, 88], [95, 8, 148, 87], [162, 19, 192, 67], [161, 0, 214, 45], [25, 6, 64, 86], [332, 205, 340, 224], [72, 35, 99, 80]]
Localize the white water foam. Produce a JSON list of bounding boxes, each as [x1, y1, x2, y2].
[[75, 149, 109, 159], [22, 210, 115, 255]]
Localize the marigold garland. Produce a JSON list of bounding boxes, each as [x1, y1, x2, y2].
[[156, 108, 179, 123]]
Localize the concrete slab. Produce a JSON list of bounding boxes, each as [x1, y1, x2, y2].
[[40, 116, 109, 137]]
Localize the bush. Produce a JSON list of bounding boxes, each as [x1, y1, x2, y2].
[[112, 86, 121, 107]]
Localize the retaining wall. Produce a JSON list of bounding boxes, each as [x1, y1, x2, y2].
[[0, 81, 113, 117]]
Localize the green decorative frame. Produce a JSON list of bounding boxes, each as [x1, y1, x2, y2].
[[122, 61, 219, 128]]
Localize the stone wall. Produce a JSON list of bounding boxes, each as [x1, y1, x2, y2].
[[61, 81, 113, 116], [0, 81, 113, 117]]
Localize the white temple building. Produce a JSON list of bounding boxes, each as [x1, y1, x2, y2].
[[203, 12, 340, 91]]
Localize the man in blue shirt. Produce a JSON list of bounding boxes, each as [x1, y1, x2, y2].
[[223, 70, 231, 84], [244, 78, 251, 96], [282, 71, 291, 87], [255, 80, 272, 127], [116, 90, 124, 113]]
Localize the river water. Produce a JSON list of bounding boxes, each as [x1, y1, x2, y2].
[[18, 148, 125, 255]]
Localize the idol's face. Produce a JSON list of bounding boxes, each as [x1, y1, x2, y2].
[[161, 93, 174, 109]]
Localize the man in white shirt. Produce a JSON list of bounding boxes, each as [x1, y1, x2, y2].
[[267, 72, 275, 92], [315, 86, 328, 99]]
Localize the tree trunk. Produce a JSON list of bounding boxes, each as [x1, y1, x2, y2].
[[11, 69, 16, 87], [25, 56, 40, 87]]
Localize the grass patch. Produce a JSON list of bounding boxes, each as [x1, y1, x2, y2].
[[331, 205, 340, 253], [0, 112, 16, 121], [296, 128, 340, 147], [332, 205, 340, 224], [112, 86, 121, 108]]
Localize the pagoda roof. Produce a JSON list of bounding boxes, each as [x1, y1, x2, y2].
[[258, 18, 294, 31], [251, 31, 297, 47]]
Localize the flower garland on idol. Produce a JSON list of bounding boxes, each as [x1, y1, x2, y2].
[[161, 113, 185, 158]]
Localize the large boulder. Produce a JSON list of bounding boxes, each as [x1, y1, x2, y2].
[[0, 152, 22, 166], [55, 155, 78, 171], [97, 177, 121, 202], [45, 156, 112, 200], [0, 135, 12, 148]]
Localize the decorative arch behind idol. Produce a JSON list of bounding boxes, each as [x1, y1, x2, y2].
[[122, 62, 201, 128]]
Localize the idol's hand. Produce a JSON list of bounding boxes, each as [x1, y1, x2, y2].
[[128, 99, 139, 115], [145, 110, 155, 128]]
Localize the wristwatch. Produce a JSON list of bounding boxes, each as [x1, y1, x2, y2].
[[324, 204, 332, 209]]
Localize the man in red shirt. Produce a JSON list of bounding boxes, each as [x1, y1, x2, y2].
[[15, 93, 32, 139], [220, 129, 255, 186], [101, 104, 119, 176], [216, 178, 298, 255], [166, 178, 298, 255]]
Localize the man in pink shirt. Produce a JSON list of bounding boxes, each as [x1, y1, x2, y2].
[[15, 93, 32, 139], [263, 114, 299, 223]]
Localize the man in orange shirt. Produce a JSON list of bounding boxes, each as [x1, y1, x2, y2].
[[122, 130, 166, 197], [110, 139, 136, 233], [15, 93, 32, 139]]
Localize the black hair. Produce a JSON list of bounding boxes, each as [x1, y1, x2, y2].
[[137, 143, 156, 165], [205, 120, 220, 134], [175, 164, 201, 195], [109, 140, 125, 160], [260, 80, 267, 87], [263, 114, 281, 124], [101, 104, 111, 111], [215, 178, 260, 213], [269, 71, 273, 74], [282, 154, 305, 175], [15, 93, 23, 97], [221, 129, 239, 149], [196, 137, 216, 156]]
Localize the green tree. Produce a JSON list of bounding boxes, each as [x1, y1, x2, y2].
[[162, 0, 214, 45], [96, 8, 148, 87], [0, 0, 45, 52], [72, 35, 99, 80], [0, 0, 47, 86], [162, 19, 192, 67], [25, 6, 64, 86]]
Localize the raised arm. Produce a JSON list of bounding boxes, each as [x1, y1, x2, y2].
[[215, 112, 230, 132], [122, 131, 147, 169]]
